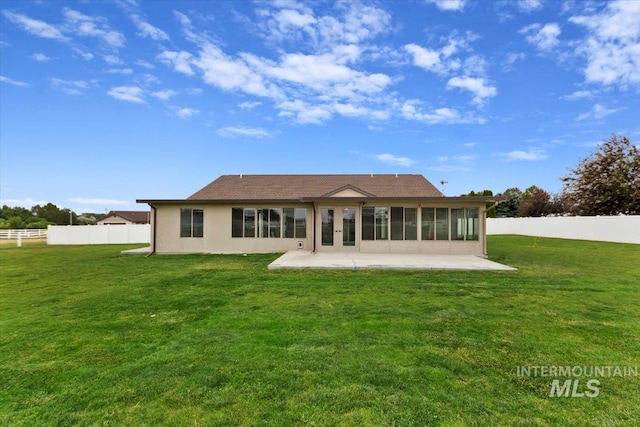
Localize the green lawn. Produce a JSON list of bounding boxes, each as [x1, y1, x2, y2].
[[1, 236, 638, 426]]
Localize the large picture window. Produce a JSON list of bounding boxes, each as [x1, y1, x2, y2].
[[451, 208, 480, 241], [283, 208, 306, 238], [180, 208, 203, 238], [233, 207, 306, 238], [391, 207, 417, 240], [421, 207, 449, 240]]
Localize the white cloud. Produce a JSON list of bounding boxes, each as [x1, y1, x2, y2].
[[175, 107, 200, 119], [424, 0, 467, 12], [103, 54, 122, 64], [50, 78, 95, 95], [446, 76, 497, 105], [217, 126, 273, 138], [464, 142, 477, 147], [63, 8, 125, 48], [498, 148, 548, 161], [0, 75, 31, 87], [375, 153, 416, 167], [131, 14, 169, 41], [0, 197, 48, 208], [31, 53, 51, 62], [576, 103, 619, 121], [193, 45, 279, 98], [562, 90, 592, 100], [401, 101, 485, 125], [158, 50, 194, 75], [517, 0, 544, 12], [107, 86, 145, 103], [277, 99, 332, 124], [151, 89, 177, 100], [137, 73, 160, 86], [69, 198, 130, 206], [504, 52, 526, 71], [73, 48, 94, 61], [569, 0, 640, 87], [404, 40, 463, 75], [105, 68, 133, 74], [135, 59, 155, 69], [239, 101, 262, 109], [520, 23, 561, 51], [2, 11, 68, 41]]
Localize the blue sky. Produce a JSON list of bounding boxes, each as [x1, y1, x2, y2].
[[1, 0, 639, 214]]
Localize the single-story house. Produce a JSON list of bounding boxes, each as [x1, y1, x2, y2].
[[138, 174, 501, 256], [98, 210, 150, 225]]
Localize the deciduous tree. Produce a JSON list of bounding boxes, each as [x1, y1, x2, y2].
[[562, 135, 640, 215]]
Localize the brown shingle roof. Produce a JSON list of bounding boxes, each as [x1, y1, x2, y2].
[[102, 210, 150, 223], [188, 174, 443, 200]]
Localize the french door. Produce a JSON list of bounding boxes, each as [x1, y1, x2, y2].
[[320, 207, 358, 251]]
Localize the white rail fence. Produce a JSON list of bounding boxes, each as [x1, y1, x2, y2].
[[487, 215, 640, 244], [47, 224, 150, 245], [0, 229, 48, 239]]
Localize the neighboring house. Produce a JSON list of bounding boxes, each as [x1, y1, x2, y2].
[[97, 210, 150, 225], [138, 174, 502, 256]]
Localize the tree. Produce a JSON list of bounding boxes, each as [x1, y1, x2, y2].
[[460, 189, 497, 217], [519, 186, 563, 217], [495, 188, 522, 217], [562, 135, 640, 215]]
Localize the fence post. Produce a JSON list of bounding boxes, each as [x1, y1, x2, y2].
[[17, 232, 22, 247]]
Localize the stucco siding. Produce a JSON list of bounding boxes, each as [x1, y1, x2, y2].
[[153, 204, 312, 254]]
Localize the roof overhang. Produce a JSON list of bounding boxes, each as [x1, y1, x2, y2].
[[137, 196, 506, 205]]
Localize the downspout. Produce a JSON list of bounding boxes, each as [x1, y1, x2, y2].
[[483, 201, 499, 257], [145, 204, 157, 257], [312, 201, 317, 252]]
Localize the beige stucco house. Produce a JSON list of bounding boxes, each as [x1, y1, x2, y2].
[[138, 174, 500, 256], [97, 210, 150, 225]]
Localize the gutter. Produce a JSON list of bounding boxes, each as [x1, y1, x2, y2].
[[312, 201, 317, 253], [145, 203, 157, 257]]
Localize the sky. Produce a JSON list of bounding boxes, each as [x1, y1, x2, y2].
[[1, 0, 639, 214]]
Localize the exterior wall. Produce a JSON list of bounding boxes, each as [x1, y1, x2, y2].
[[152, 203, 312, 254], [152, 201, 488, 255], [97, 215, 134, 225], [314, 201, 487, 256], [487, 215, 640, 244]]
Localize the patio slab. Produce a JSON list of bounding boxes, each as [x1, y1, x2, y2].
[[268, 251, 517, 271]]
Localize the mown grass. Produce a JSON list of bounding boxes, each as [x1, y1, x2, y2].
[[1, 236, 638, 426]]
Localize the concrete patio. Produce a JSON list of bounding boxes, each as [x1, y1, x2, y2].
[[268, 251, 517, 271]]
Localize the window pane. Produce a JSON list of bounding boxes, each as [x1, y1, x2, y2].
[[466, 208, 479, 241], [257, 208, 268, 238], [321, 208, 334, 246], [180, 208, 191, 238], [361, 207, 374, 240], [192, 209, 204, 238], [421, 208, 435, 240], [232, 208, 243, 238], [244, 208, 255, 238], [294, 208, 306, 238], [405, 208, 417, 240], [390, 207, 404, 240], [283, 208, 294, 238], [436, 208, 449, 240], [450, 208, 464, 240], [269, 208, 281, 238], [375, 207, 388, 240]]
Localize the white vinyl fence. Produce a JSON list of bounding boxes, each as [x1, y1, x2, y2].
[[487, 216, 640, 244], [47, 224, 150, 245], [0, 229, 48, 239]]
